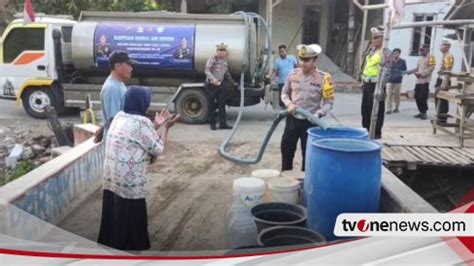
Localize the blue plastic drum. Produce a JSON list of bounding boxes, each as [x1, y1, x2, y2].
[[305, 138, 382, 240], [304, 127, 368, 204]]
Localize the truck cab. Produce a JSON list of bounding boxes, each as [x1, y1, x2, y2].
[[0, 12, 274, 123], [0, 17, 75, 118]]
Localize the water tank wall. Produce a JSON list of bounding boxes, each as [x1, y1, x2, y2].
[[71, 13, 257, 79]]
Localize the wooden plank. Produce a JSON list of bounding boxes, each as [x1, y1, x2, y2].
[[387, 146, 410, 161], [381, 147, 399, 161], [402, 147, 424, 163], [444, 148, 472, 165], [418, 147, 446, 164], [404, 146, 428, 162], [453, 148, 474, 161], [424, 147, 454, 165], [410, 146, 439, 164], [390, 146, 421, 163], [386, 146, 407, 162], [383, 146, 403, 161], [405, 146, 429, 163], [419, 146, 445, 164], [442, 148, 473, 165], [383, 144, 474, 167], [382, 147, 403, 162], [426, 147, 459, 165], [388, 143, 456, 148]]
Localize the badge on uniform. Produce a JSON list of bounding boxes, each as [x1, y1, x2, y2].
[[300, 46, 307, 57], [429, 55, 436, 66], [322, 74, 335, 100]]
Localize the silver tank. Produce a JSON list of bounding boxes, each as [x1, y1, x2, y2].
[[71, 11, 257, 80]]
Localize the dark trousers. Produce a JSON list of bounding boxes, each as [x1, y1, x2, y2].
[[278, 83, 285, 108], [414, 83, 430, 114], [281, 115, 313, 171], [207, 83, 227, 126], [435, 78, 450, 122], [361, 81, 385, 138]]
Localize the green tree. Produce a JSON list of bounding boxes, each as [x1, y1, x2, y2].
[[8, 0, 166, 18], [205, 0, 255, 14]]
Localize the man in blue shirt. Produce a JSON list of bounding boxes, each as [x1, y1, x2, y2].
[[94, 51, 136, 143], [386, 48, 407, 114], [271, 45, 298, 107]]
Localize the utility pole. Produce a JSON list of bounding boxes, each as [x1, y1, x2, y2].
[[266, 0, 282, 75], [347, 0, 355, 73], [357, 0, 369, 71], [368, 10, 392, 139]]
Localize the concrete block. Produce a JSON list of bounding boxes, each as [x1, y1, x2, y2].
[[74, 124, 100, 146]]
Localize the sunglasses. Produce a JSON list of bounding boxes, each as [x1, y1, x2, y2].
[[218, 49, 227, 51]]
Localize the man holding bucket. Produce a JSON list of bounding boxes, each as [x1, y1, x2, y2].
[[280, 44, 335, 171]]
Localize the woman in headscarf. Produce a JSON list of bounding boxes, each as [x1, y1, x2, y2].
[[97, 86, 179, 251]]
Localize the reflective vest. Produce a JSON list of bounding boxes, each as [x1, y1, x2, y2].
[[363, 49, 382, 82], [441, 53, 454, 72]]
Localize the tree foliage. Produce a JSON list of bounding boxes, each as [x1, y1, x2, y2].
[[8, 0, 258, 17], [7, 0, 177, 18], [205, 0, 255, 14]]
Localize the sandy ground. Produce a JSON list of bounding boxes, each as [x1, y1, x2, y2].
[[57, 140, 296, 251]]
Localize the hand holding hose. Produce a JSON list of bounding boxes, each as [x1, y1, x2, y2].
[[287, 103, 297, 115], [315, 109, 326, 118]]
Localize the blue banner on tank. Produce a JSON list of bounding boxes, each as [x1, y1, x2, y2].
[[94, 23, 195, 70]]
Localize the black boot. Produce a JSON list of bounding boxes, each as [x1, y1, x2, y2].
[[219, 123, 232, 130], [210, 124, 217, 130]]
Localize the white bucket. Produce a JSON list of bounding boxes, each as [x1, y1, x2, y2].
[[251, 169, 281, 203], [268, 177, 300, 204], [251, 169, 280, 180], [233, 177, 265, 209], [281, 170, 305, 190]]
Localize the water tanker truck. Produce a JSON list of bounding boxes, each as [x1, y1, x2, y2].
[[0, 11, 273, 123]]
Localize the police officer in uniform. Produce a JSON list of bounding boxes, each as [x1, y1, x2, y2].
[[360, 27, 392, 139], [435, 40, 454, 124], [205, 42, 238, 130], [406, 44, 436, 120], [280, 44, 335, 171]]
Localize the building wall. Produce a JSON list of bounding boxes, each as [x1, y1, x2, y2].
[[259, 0, 330, 56], [386, 1, 463, 92], [318, 0, 330, 51], [258, 0, 302, 56]]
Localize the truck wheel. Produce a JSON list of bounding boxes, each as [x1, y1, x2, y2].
[[22, 87, 56, 119], [175, 88, 208, 124]]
